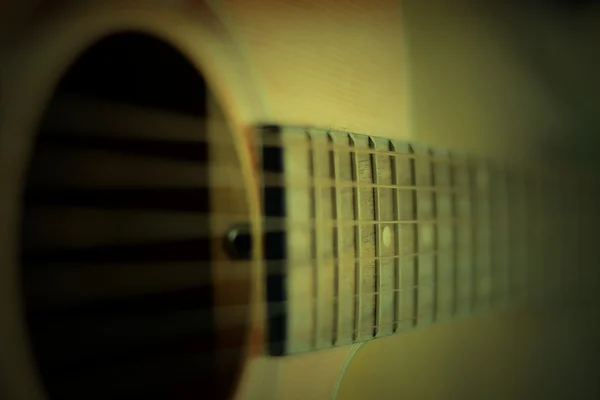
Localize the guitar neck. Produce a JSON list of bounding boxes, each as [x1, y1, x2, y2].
[[260, 125, 579, 356]]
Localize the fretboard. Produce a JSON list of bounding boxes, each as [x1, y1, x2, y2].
[[260, 125, 588, 356]]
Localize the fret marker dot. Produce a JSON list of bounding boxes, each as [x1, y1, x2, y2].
[[382, 225, 392, 248]]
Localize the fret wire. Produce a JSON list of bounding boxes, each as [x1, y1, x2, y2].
[[261, 137, 476, 163], [429, 148, 439, 322], [38, 255, 552, 302], [182, 177, 560, 193], [108, 213, 557, 235], [255, 213, 569, 229], [54, 248, 479, 276], [549, 186, 559, 293], [260, 137, 594, 179], [261, 137, 522, 168], [262, 139, 591, 182], [329, 132, 341, 346], [229, 217, 517, 243], [287, 282, 456, 302], [307, 132, 319, 349], [413, 144, 437, 326], [545, 183, 557, 293], [468, 159, 478, 313], [501, 165, 511, 305], [278, 276, 536, 326], [284, 279, 449, 300], [484, 162, 497, 307], [349, 134, 362, 341], [75, 126, 585, 183], [532, 178, 542, 295], [409, 144, 419, 326], [561, 190, 570, 292], [371, 138, 382, 337], [40, 210, 561, 244], [522, 174, 530, 299], [390, 141, 401, 333], [449, 153, 458, 316], [363, 306, 501, 333], [265, 176, 479, 191], [563, 190, 573, 292], [260, 303, 521, 342], [262, 247, 476, 267], [355, 284, 566, 332], [555, 188, 567, 294], [486, 160, 495, 307], [474, 161, 485, 307], [197, 287, 528, 354], [511, 170, 525, 300]]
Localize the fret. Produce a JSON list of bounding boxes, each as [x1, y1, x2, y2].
[[307, 130, 336, 349], [552, 184, 564, 296], [261, 125, 599, 357], [453, 154, 473, 314], [350, 135, 361, 341], [523, 176, 533, 298], [582, 189, 597, 295], [583, 191, 595, 292], [329, 131, 356, 345], [283, 129, 314, 353], [552, 184, 565, 295], [489, 163, 510, 306], [570, 186, 587, 293], [566, 191, 576, 294], [370, 137, 396, 337], [555, 185, 569, 296], [545, 183, 561, 296], [506, 170, 515, 299], [577, 188, 595, 295], [431, 148, 455, 320], [510, 172, 529, 301], [350, 134, 376, 342], [391, 140, 417, 331], [371, 138, 382, 338], [553, 187, 574, 295], [543, 179, 558, 297], [260, 124, 600, 357], [564, 186, 578, 294], [328, 132, 341, 345], [473, 159, 492, 310], [531, 177, 546, 299], [307, 131, 318, 349], [390, 142, 400, 332], [412, 144, 436, 325], [575, 191, 587, 296], [260, 125, 287, 357]]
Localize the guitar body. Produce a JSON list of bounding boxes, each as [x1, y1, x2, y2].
[[1, 1, 599, 400]]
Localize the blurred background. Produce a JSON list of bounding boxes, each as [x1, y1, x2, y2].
[[340, 1, 600, 398]]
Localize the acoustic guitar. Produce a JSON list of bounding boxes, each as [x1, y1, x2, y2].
[[1, 1, 598, 399]]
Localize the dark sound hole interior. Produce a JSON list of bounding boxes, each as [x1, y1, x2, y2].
[[19, 32, 231, 400]]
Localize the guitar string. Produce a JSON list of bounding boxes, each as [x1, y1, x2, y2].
[[155, 284, 564, 357], [39, 134, 581, 310], [40, 126, 585, 174], [33, 171, 581, 191], [23, 213, 584, 242], [74, 281, 565, 359], [26, 247, 556, 302], [40, 108, 590, 348], [28, 271, 558, 316], [42, 132, 590, 184]]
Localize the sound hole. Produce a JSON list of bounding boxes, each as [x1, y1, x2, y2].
[[19, 32, 244, 400]]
